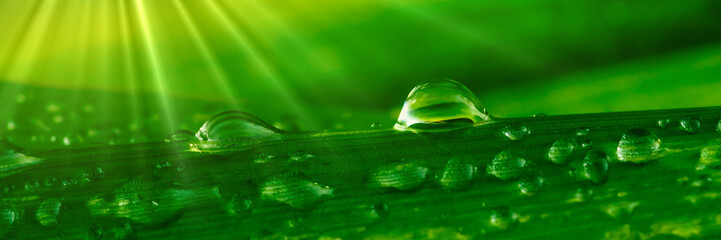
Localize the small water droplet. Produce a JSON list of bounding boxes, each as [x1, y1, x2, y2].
[[289, 151, 314, 162], [196, 111, 281, 141], [36, 198, 62, 226], [658, 119, 673, 129], [489, 206, 519, 230], [254, 154, 275, 164], [567, 187, 594, 203], [697, 139, 721, 170], [439, 157, 476, 191], [547, 138, 576, 164], [680, 117, 701, 133], [532, 113, 547, 117], [165, 130, 196, 142], [576, 127, 591, 136], [370, 122, 383, 128], [517, 176, 544, 196], [0, 203, 22, 235], [580, 139, 593, 149], [227, 194, 252, 216], [394, 79, 489, 131], [370, 162, 429, 191], [616, 128, 664, 163], [502, 123, 529, 140], [575, 150, 609, 184], [260, 173, 333, 209], [601, 201, 639, 219], [487, 151, 530, 181]]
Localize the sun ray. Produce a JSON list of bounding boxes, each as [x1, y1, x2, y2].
[[204, 0, 316, 129], [131, 0, 178, 132], [171, 0, 240, 109]]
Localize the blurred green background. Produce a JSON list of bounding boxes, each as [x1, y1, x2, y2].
[[1, 0, 721, 150]]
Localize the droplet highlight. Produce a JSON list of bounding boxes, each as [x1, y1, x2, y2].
[[394, 79, 489, 131]]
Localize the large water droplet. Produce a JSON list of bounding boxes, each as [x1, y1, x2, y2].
[[369, 162, 429, 191], [502, 123, 529, 140], [196, 111, 281, 141], [547, 138, 576, 164], [165, 130, 196, 142], [439, 157, 476, 191], [487, 151, 530, 181], [616, 128, 664, 163], [394, 79, 489, 131], [0, 140, 43, 177], [697, 139, 721, 170], [680, 117, 701, 133], [36, 198, 62, 226], [575, 150, 609, 184], [260, 173, 333, 209]]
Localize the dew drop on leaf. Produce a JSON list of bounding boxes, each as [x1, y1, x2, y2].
[[196, 111, 281, 141], [394, 79, 489, 132], [616, 128, 664, 163]]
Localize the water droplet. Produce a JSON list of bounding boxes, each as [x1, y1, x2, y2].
[[439, 157, 476, 191], [601, 201, 639, 219], [616, 128, 664, 163], [87, 179, 209, 225], [575, 150, 609, 184], [680, 117, 701, 133], [532, 113, 547, 117], [227, 194, 252, 216], [567, 187, 594, 203], [370, 122, 383, 128], [502, 123, 529, 140], [488, 206, 519, 230], [717, 119, 721, 132], [517, 176, 544, 196], [547, 138, 576, 164], [165, 130, 196, 142], [36, 198, 62, 226], [289, 151, 314, 162], [260, 173, 333, 209], [580, 139, 593, 149], [487, 151, 530, 181], [697, 139, 721, 170], [0, 140, 43, 177], [394, 79, 489, 131], [0, 203, 21, 235], [370, 162, 429, 191], [658, 119, 673, 129], [253, 154, 275, 164], [195, 111, 281, 141], [576, 127, 591, 136]]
